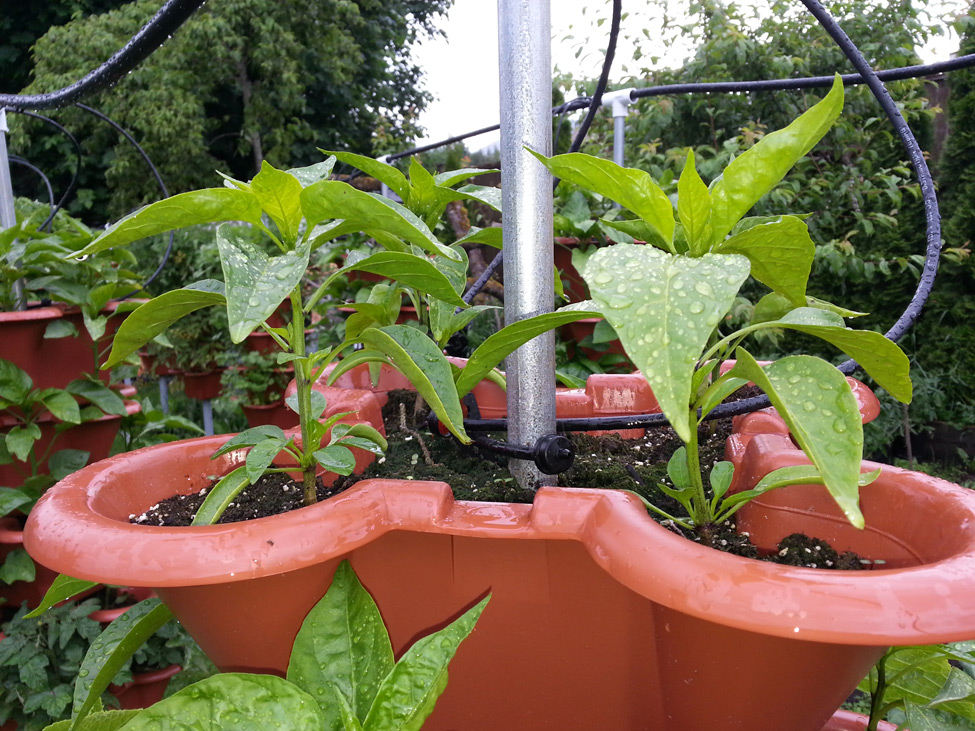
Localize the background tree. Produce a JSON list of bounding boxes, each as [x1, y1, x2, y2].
[[8, 0, 450, 222]]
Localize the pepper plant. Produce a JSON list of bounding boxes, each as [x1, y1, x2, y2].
[[74, 156, 589, 522], [38, 561, 487, 731], [538, 75, 912, 531]]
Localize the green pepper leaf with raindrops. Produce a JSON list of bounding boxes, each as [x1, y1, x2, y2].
[[73, 188, 263, 259], [287, 560, 394, 730], [250, 161, 304, 245], [727, 349, 866, 529], [709, 74, 844, 245], [583, 244, 750, 442], [217, 224, 310, 344], [117, 673, 324, 731]]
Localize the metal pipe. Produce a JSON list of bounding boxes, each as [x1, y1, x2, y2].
[[601, 88, 634, 168], [498, 0, 555, 490], [0, 110, 25, 310]]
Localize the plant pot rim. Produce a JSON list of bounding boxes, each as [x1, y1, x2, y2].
[[25, 429, 975, 646]]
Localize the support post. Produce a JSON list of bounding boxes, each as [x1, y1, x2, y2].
[[0, 110, 24, 309], [498, 0, 555, 489]]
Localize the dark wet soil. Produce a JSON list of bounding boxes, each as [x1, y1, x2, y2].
[[133, 388, 863, 569]]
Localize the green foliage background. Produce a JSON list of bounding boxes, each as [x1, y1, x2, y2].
[[5, 0, 450, 222]]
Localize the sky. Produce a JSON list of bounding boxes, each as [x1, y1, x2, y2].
[[410, 0, 967, 153]]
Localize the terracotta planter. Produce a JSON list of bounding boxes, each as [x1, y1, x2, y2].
[[24, 372, 975, 731], [824, 711, 897, 730], [0, 303, 130, 390], [560, 316, 627, 360], [0, 400, 142, 487], [553, 237, 593, 303], [0, 517, 59, 610], [317, 360, 658, 439], [111, 664, 182, 710], [181, 370, 224, 401], [241, 402, 297, 430]]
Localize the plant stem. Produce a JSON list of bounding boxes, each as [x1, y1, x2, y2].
[[289, 290, 317, 506], [684, 413, 710, 526]]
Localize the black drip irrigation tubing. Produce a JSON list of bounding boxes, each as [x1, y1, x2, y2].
[[0, 0, 206, 112], [74, 103, 174, 298], [4, 110, 82, 230], [8, 156, 55, 216]]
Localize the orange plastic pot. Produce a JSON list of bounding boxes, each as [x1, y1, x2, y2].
[[824, 711, 897, 730], [25, 379, 975, 730], [181, 370, 224, 401], [0, 400, 141, 487], [241, 402, 297, 430], [0, 303, 130, 390]]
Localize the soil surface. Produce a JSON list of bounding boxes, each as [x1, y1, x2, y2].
[[133, 388, 863, 569]]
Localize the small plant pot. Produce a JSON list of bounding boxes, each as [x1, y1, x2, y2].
[[181, 370, 225, 401], [0, 303, 131, 391], [560, 316, 626, 360], [824, 710, 897, 730], [241, 402, 297, 430], [109, 664, 182, 710], [0, 400, 142, 487], [0, 516, 59, 610]]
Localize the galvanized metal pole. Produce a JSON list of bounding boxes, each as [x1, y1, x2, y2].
[[498, 0, 555, 490], [0, 109, 25, 310]]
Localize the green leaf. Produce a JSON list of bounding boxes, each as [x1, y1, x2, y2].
[[103, 282, 226, 369], [728, 350, 866, 528], [48, 449, 91, 480], [324, 150, 411, 200], [287, 560, 394, 728], [903, 702, 974, 731], [212, 426, 288, 459], [217, 224, 310, 343], [70, 599, 174, 728], [117, 673, 323, 731], [332, 686, 366, 731], [0, 548, 35, 585], [356, 327, 468, 443], [44, 319, 79, 340], [772, 308, 912, 403], [191, 466, 251, 526], [250, 161, 304, 244], [245, 439, 288, 484], [300, 181, 458, 261], [362, 595, 490, 731], [40, 389, 82, 424], [716, 216, 815, 306], [331, 423, 387, 453], [6, 423, 42, 461], [45, 709, 141, 731], [312, 446, 356, 475], [65, 380, 127, 416], [0, 358, 33, 403], [666, 447, 691, 489], [752, 292, 795, 325], [677, 149, 712, 255], [0, 487, 33, 518], [287, 157, 337, 188], [583, 244, 750, 442], [456, 309, 597, 398], [25, 575, 101, 618], [74, 188, 263, 258], [454, 184, 503, 212], [709, 75, 844, 244], [530, 150, 675, 246], [453, 226, 502, 249], [709, 461, 735, 503], [316, 251, 466, 309]]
